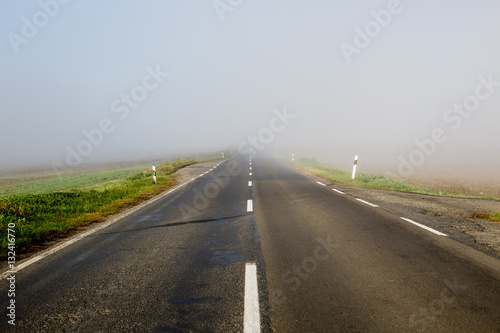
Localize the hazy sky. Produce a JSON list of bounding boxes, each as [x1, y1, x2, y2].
[[1, 1, 499, 179]]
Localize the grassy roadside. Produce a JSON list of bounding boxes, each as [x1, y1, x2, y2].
[[0, 166, 148, 197], [489, 213, 500, 221], [0, 158, 205, 258], [472, 212, 500, 222], [293, 158, 451, 195], [292, 157, 500, 222]]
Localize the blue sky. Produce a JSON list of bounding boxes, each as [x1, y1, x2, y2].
[[1, 0, 499, 179]]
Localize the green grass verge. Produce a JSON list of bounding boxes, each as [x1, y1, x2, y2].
[[294, 158, 500, 223], [0, 150, 232, 198], [0, 166, 147, 197], [0, 159, 198, 257], [294, 158, 450, 196], [472, 212, 500, 222]]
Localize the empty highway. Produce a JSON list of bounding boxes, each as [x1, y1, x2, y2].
[[2, 154, 500, 332]]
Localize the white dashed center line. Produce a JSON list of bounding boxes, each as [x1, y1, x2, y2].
[[317, 181, 326, 186], [332, 189, 345, 194], [247, 199, 254, 212], [356, 199, 379, 207], [244, 263, 260, 333], [248, 181, 253, 187]]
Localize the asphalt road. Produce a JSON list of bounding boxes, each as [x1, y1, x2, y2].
[[253, 156, 500, 332], [2, 154, 500, 332], [1, 158, 267, 332]]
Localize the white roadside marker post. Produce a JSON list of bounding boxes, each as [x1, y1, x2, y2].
[[292, 153, 295, 163], [152, 166, 157, 184], [352, 155, 358, 179], [222, 152, 225, 159]]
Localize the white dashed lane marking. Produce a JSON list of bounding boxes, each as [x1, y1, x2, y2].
[[400, 217, 448, 236], [244, 263, 260, 333], [247, 200, 253, 212], [356, 198, 379, 207]]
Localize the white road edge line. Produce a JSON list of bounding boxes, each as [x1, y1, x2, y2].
[[244, 263, 261, 333], [400, 217, 448, 236], [317, 181, 326, 186], [0, 163, 218, 279], [356, 198, 379, 207], [332, 189, 345, 194], [247, 199, 254, 212]]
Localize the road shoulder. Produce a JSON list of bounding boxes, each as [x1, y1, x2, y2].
[[284, 160, 500, 260], [0, 160, 224, 272]]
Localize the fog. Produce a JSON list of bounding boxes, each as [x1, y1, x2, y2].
[[1, 1, 499, 181]]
